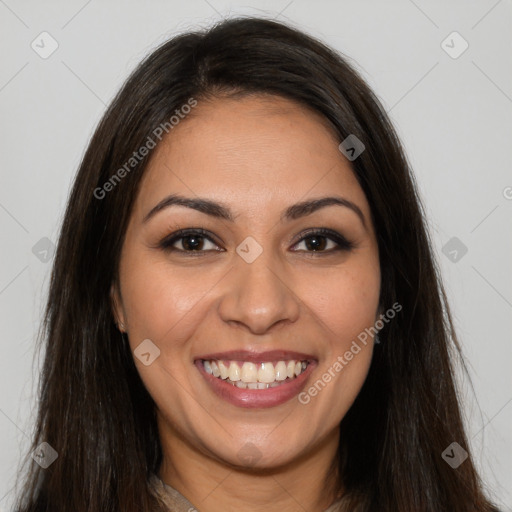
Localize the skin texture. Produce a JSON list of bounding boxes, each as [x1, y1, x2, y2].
[[111, 94, 381, 512]]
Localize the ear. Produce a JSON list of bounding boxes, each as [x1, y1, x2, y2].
[[110, 282, 126, 331]]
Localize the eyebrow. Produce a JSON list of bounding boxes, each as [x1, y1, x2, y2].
[[142, 193, 366, 228]]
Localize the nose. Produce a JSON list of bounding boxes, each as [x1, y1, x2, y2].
[[217, 250, 300, 335]]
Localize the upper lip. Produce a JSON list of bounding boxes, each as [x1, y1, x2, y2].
[[195, 349, 317, 363]]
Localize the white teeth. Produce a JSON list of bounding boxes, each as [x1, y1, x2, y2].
[[240, 362, 258, 383], [286, 360, 295, 378], [218, 360, 229, 379], [202, 358, 309, 386], [211, 361, 220, 378], [274, 361, 287, 381], [258, 362, 275, 383], [228, 361, 241, 381], [232, 381, 276, 389]]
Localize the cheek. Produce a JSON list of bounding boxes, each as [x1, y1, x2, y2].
[[120, 255, 209, 343], [297, 271, 378, 426], [120, 259, 204, 418], [305, 256, 381, 343], [300, 255, 379, 402]]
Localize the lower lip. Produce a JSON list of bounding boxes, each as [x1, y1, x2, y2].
[[194, 360, 316, 409]]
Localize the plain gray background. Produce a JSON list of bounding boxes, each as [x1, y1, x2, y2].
[[1, 1, 511, 510]]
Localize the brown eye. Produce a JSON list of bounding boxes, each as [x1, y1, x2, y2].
[[292, 228, 354, 253], [296, 235, 333, 252], [176, 234, 207, 251], [159, 229, 222, 253]]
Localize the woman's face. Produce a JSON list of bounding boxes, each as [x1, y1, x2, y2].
[[112, 94, 381, 471]]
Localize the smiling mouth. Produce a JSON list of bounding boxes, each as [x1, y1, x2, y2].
[[200, 359, 309, 389]]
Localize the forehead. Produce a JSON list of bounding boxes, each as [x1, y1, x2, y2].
[[132, 94, 369, 222]]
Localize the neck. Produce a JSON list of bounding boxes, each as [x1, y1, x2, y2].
[[157, 422, 342, 512]]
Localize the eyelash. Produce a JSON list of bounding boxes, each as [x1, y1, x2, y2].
[[157, 228, 355, 256]]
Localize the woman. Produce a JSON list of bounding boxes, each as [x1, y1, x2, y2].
[[14, 16, 499, 511]]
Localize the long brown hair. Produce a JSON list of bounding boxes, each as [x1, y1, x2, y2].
[[13, 16, 498, 511]]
